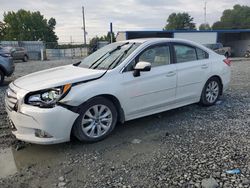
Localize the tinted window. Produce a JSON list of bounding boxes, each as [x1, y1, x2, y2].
[[174, 45, 197, 63], [138, 45, 171, 67], [196, 48, 208, 60]]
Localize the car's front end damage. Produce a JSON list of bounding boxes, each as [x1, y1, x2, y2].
[[4, 65, 106, 144], [5, 82, 79, 144]]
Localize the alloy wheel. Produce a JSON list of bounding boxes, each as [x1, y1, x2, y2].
[[81, 104, 113, 138], [205, 81, 219, 103]]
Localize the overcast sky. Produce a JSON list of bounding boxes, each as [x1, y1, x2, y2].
[[0, 0, 250, 43]]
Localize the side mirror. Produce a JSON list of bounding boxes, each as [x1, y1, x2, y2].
[[133, 61, 151, 77]]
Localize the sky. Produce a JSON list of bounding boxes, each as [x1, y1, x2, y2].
[[0, 0, 250, 43]]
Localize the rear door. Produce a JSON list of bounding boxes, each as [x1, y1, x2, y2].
[[120, 43, 177, 119], [173, 43, 211, 101]]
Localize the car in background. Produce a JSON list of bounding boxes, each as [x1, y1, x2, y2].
[[5, 38, 231, 144], [204, 43, 232, 58], [0, 46, 29, 62], [0, 48, 15, 85]]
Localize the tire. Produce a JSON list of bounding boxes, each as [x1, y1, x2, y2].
[[72, 97, 118, 142], [23, 55, 28, 62], [225, 52, 229, 58], [200, 77, 221, 106], [0, 69, 4, 85], [245, 53, 250, 58]]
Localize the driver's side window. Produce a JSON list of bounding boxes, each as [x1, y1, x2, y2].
[[124, 44, 171, 72]]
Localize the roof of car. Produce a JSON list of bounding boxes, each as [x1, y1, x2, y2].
[[122, 38, 203, 45], [119, 38, 217, 55]]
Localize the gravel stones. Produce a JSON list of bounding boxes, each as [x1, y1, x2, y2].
[[201, 177, 219, 188], [0, 59, 250, 187]]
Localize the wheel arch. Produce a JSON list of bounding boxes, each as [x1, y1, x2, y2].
[[94, 94, 125, 123], [69, 94, 125, 141]]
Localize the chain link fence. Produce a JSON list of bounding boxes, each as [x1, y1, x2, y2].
[[45, 42, 88, 60], [0, 41, 89, 60]]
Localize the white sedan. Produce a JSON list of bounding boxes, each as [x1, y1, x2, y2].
[[5, 38, 231, 144]]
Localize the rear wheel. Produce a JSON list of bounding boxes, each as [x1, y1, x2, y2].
[[23, 55, 28, 62], [0, 70, 4, 85], [73, 97, 118, 142], [200, 77, 221, 106]]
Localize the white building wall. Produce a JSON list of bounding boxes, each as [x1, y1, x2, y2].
[[174, 32, 217, 44], [116, 32, 127, 42]]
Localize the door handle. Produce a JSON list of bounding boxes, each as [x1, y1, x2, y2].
[[201, 64, 208, 69], [166, 71, 176, 77]]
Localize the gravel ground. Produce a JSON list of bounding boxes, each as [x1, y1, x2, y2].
[[0, 59, 250, 188]]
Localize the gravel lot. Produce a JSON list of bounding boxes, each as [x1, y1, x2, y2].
[[0, 59, 250, 188]]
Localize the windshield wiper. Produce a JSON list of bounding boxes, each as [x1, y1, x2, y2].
[[73, 61, 81, 66], [89, 42, 129, 69], [107, 42, 136, 70]]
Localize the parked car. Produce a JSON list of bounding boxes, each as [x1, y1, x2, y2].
[[0, 46, 29, 62], [5, 38, 231, 144], [0, 48, 15, 85], [244, 45, 250, 58], [204, 43, 232, 58]]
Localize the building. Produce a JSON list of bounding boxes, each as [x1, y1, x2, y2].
[[116, 29, 250, 57]]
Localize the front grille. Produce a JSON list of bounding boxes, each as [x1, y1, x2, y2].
[[5, 84, 18, 111]]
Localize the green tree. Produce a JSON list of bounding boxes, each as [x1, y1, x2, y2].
[[212, 4, 250, 29], [106, 32, 116, 43], [88, 32, 116, 54], [1, 9, 58, 44], [199, 23, 211, 30], [164, 12, 196, 30], [0, 21, 6, 40]]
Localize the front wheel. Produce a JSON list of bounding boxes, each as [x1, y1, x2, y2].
[[72, 97, 118, 142], [200, 78, 221, 106]]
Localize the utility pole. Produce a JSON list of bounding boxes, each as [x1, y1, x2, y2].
[[110, 22, 113, 43], [82, 6, 87, 45], [204, 1, 207, 24]]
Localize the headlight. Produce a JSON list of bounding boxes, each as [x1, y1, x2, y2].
[[26, 84, 72, 107]]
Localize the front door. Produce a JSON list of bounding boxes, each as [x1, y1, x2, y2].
[[120, 43, 177, 119]]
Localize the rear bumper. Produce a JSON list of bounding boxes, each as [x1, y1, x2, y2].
[[222, 69, 231, 92], [5, 102, 79, 144]]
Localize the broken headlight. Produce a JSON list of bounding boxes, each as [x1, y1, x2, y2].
[[26, 84, 72, 107]]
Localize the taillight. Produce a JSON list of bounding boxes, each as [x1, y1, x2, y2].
[[223, 59, 231, 66]]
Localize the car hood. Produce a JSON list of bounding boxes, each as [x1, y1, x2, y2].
[[14, 65, 106, 91]]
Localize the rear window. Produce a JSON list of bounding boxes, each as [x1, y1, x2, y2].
[[174, 44, 197, 63], [196, 48, 209, 60]]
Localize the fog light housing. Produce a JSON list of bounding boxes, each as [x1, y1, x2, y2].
[[35, 129, 53, 138]]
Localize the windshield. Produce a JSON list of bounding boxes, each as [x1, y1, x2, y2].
[[78, 42, 141, 70]]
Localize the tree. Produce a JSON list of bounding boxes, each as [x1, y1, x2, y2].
[[212, 4, 250, 29], [199, 23, 211, 30], [0, 21, 6, 40], [1, 9, 58, 43], [164, 12, 196, 30], [88, 32, 116, 54]]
